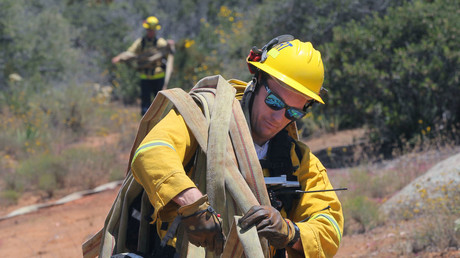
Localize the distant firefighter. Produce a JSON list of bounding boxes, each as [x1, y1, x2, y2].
[[112, 16, 175, 116]]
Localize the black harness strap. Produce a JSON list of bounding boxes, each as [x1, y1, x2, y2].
[[260, 129, 303, 214], [140, 36, 158, 51]]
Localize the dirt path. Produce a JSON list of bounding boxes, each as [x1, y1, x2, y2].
[[1, 181, 458, 258], [1, 185, 365, 257], [0, 187, 119, 257]]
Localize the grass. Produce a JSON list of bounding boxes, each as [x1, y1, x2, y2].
[[0, 190, 20, 207], [0, 79, 138, 205], [407, 177, 460, 253]]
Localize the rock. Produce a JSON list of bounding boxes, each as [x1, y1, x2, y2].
[[380, 152, 460, 217]]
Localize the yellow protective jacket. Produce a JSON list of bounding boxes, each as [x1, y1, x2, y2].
[[131, 80, 343, 257], [126, 36, 172, 79]]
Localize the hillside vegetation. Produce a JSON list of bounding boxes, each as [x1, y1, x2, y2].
[[0, 0, 459, 255]]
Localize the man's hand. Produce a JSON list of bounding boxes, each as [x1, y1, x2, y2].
[[238, 205, 299, 249], [112, 55, 121, 64], [178, 195, 225, 255], [167, 39, 176, 53]]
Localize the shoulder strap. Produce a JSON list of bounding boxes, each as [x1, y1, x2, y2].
[[140, 36, 159, 51], [140, 37, 145, 51]]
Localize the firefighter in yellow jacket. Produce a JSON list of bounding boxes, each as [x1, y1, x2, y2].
[[131, 35, 343, 257], [112, 16, 175, 116]]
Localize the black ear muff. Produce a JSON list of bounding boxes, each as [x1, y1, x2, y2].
[[304, 87, 328, 111], [320, 87, 328, 97], [247, 47, 263, 74], [246, 34, 295, 74], [260, 34, 295, 62]]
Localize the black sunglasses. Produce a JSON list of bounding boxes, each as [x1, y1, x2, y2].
[[262, 80, 312, 121]]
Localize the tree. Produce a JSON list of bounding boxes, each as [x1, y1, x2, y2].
[[322, 0, 460, 155]]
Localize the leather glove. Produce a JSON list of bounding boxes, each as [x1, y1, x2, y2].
[[178, 195, 225, 255], [238, 205, 300, 249]]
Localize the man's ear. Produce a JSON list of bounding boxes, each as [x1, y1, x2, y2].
[[253, 72, 265, 93]]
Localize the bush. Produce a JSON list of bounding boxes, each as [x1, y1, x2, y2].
[[407, 182, 460, 252], [342, 195, 382, 234], [0, 190, 20, 206], [249, 0, 400, 47], [61, 147, 117, 189], [15, 153, 67, 196], [4, 144, 127, 201], [322, 0, 460, 157], [0, 0, 80, 84], [111, 64, 140, 104], [171, 5, 252, 89]]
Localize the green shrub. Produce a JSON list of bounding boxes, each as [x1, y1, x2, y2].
[[38, 173, 58, 198], [9, 144, 126, 200], [0, 0, 80, 84], [407, 183, 460, 252], [0, 190, 20, 206], [337, 167, 390, 234], [249, 0, 401, 47], [342, 195, 382, 234], [111, 64, 140, 104], [322, 0, 460, 156], [411, 213, 459, 253], [15, 153, 67, 193], [109, 167, 126, 182], [61, 146, 123, 190]]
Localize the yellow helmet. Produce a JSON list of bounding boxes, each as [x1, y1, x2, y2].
[[142, 16, 161, 30], [247, 36, 325, 104]]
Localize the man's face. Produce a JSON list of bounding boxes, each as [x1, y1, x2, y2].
[[250, 75, 311, 145], [146, 29, 156, 38]]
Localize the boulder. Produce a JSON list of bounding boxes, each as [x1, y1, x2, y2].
[[380, 152, 460, 217]]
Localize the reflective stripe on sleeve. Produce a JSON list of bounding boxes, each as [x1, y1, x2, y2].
[[139, 72, 165, 80], [131, 140, 175, 166], [311, 213, 342, 243]]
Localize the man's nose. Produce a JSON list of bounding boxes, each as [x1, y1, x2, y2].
[[271, 108, 286, 121]]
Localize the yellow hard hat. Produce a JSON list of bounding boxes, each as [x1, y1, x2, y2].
[[247, 36, 325, 104], [142, 16, 161, 30]]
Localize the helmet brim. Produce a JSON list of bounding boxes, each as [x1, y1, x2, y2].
[[142, 23, 161, 30], [248, 60, 325, 104]]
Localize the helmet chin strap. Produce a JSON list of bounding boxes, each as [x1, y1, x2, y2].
[[241, 77, 258, 131], [242, 34, 296, 131]]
